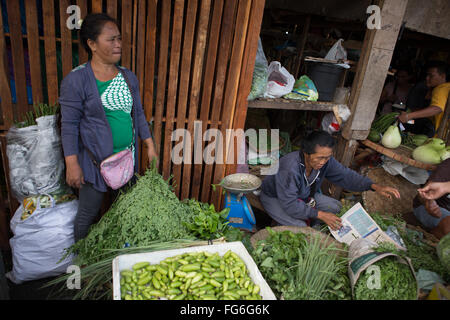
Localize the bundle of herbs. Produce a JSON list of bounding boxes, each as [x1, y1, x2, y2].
[[354, 255, 417, 300], [15, 102, 60, 128], [252, 228, 350, 300]]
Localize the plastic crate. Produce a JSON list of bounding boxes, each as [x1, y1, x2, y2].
[[112, 241, 276, 300]]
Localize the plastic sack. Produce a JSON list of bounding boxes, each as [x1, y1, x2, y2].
[[283, 75, 319, 101], [6, 198, 78, 284], [263, 61, 295, 99], [325, 38, 347, 61], [248, 38, 269, 101], [321, 112, 341, 134], [6, 115, 66, 201]]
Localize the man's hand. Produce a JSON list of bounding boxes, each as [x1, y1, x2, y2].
[[317, 211, 342, 231], [65, 155, 84, 189], [418, 182, 450, 200], [398, 112, 409, 123], [424, 199, 442, 218], [371, 184, 401, 199]]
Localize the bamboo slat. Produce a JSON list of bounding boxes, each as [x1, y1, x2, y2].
[[42, 0, 58, 104], [121, 0, 133, 69], [25, 0, 43, 104], [226, 0, 265, 177], [107, 0, 118, 20], [162, 0, 184, 181], [77, 0, 88, 64], [91, 0, 103, 13], [172, 0, 198, 198], [153, 0, 171, 158], [0, 3, 13, 127], [190, 0, 224, 200], [6, 0, 28, 118], [211, 0, 252, 207], [60, 0, 73, 78], [201, 0, 237, 204], [181, 0, 212, 201]]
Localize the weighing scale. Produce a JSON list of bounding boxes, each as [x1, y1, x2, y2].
[[221, 173, 262, 232]]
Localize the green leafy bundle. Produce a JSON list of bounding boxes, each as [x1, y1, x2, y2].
[[354, 256, 417, 300], [252, 228, 351, 300], [65, 167, 198, 266], [15, 102, 60, 128]]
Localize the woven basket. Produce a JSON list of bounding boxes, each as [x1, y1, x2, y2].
[[250, 226, 346, 257]]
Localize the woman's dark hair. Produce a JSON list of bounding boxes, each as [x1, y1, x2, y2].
[[301, 130, 336, 155], [79, 13, 119, 56]]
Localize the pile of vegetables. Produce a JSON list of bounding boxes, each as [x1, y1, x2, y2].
[[368, 112, 399, 143], [119, 250, 262, 300], [369, 211, 450, 283], [251, 228, 351, 300], [15, 102, 60, 128], [354, 255, 417, 300], [437, 233, 450, 272], [412, 137, 450, 165], [47, 163, 246, 299]]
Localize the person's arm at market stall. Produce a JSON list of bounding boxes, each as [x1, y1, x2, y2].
[[324, 157, 401, 199], [418, 181, 450, 200], [397, 105, 442, 123], [59, 73, 85, 189]]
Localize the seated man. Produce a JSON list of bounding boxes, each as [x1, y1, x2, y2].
[[259, 130, 400, 230], [413, 158, 450, 239], [398, 61, 449, 135]]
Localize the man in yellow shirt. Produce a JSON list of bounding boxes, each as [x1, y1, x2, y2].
[[398, 61, 449, 133]]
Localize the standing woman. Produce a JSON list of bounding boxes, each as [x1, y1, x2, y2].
[[59, 13, 158, 242]]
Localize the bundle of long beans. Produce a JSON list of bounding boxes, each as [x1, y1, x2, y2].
[[15, 102, 60, 128]]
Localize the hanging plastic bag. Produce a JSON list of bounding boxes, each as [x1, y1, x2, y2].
[[324, 39, 350, 69], [283, 75, 319, 101], [6, 197, 78, 284], [248, 38, 269, 101], [263, 61, 295, 99], [321, 113, 341, 134]]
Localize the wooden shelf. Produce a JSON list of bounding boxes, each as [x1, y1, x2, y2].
[[247, 98, 347, 112]]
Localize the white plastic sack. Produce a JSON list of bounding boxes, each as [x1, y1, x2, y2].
[[6, 115, 66, 201], [264, 61, 295, 99], [6, 198, 78, 284]]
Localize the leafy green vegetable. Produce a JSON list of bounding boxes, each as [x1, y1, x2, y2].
[[64, 166, 198, 266], [354, 256, 417, 300], [437, 233, 450, 272], [252, 228, 351, 300]]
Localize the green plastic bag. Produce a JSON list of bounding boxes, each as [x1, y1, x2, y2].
[[283, 75, 319, 101]]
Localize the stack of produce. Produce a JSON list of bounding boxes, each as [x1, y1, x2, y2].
[[251, 228, 350, 300], [368, 112, 399, 143], [47, 164, 245, 299], [412, 137, 450, 164], [119, 251, 262, 300]]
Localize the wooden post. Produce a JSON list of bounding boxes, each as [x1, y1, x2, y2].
[[436, 97, 450, 140], [334, 0, 409, 199], [294, 15, 311, 79]]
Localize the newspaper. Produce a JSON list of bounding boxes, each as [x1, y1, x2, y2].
[[329, 203, 405, 249]]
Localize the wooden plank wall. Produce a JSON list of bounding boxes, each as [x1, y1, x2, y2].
[[0, 0, 265, 215]]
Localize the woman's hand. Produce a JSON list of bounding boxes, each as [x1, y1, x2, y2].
[[371, 184, 401, 200], [65, 155, 84, 189], [144, 137, 159, 169], [317, 211, 342, 231]]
